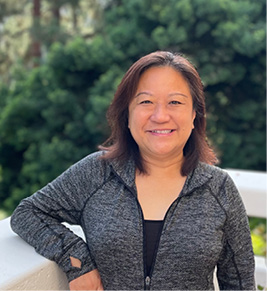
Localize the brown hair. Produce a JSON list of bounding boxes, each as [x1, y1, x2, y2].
[[99, 51, 217, 176]]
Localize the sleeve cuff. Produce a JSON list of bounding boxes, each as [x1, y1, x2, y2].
[[66, 260, 97, 282], [56, 238, 97, 282]]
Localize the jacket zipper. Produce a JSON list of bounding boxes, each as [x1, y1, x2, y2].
[[145, 275, 151, 290], [144, 194, 184, 289], [117, 179, 153, 290], [144, 219, 164, 289], [133, 195, 150, 289], [128, 184, 182, 289], [110, 168, 149, 289], [142, 196, 183, 289], [110, 167, 183, 290]]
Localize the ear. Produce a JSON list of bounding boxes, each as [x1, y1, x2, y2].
[[192, 110, 196, 129]]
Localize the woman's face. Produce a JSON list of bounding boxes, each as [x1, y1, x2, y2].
[[128, 66, 196, 162]]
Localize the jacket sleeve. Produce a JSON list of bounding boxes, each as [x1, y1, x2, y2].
[[10, 153, 104, 282], [216, 174, 256, 290]]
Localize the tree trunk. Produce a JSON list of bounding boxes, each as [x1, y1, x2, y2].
[[51, 2, 60, 27], [30, 0, 42, 65], [71, 3, 78, 31]]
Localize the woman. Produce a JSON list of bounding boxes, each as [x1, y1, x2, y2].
[[11, 51, 255, 290]]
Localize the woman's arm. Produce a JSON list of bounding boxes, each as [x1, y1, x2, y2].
[[10, 153, 104, 283], [216, 175, 255, 290]]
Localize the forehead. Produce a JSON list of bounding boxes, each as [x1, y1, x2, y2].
[[140, 65, 186, 81], [136, 66, 191, 93]]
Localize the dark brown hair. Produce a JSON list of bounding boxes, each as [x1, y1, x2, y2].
[[99, 51, 217, 175]]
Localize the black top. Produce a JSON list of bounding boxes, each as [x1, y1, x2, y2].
[[144, 220, 164, 275]]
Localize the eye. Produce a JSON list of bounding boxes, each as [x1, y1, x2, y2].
[[169, 100, 182, 105], [140, 100, 153, 104]]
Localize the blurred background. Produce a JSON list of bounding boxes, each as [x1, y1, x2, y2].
[[0, 0, 266, 255]]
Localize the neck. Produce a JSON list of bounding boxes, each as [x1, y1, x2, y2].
[[140, 153, 184, 178]]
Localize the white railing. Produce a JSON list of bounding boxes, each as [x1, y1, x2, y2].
[[0, 169, 266, 290]]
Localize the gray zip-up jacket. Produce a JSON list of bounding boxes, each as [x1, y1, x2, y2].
[[11, 151, 255, 290]]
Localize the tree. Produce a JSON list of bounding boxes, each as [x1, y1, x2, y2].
[[0, 0, 105, 81], [30, 0, 42, 63], [102, 0, 266, 170], [0, 0, 265, 215], [0, 36, 123, 213]]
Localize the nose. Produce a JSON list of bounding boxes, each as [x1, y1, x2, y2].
[[150, 104, 171, 123]]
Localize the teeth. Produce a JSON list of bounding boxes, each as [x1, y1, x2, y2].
[[152, 130, 172, 134]]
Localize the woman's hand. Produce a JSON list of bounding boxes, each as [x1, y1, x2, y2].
[[69, 269, 104, 291]]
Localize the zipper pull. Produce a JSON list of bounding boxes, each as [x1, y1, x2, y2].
[[145, 276, 151, 290]]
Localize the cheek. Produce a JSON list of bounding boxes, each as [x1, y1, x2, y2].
[[128, 105, 134, 129], [179, 113, 195, 133], [128, 110, 140, 140], [128, 108, 147, 130], [179, 110, 196, 130], [128, 110, 135, 130]]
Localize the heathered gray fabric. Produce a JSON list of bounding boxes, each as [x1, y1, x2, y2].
[[11, 151, 255, 290]]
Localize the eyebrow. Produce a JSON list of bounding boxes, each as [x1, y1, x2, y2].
[[135, 91, 189, 98], [168, 92, 189, 98], [135, 91, 152, 98]]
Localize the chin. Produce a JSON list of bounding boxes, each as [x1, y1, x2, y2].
[[151, 149, 179, 158]]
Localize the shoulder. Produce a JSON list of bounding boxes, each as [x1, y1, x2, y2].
[[61, 151, 111, 186], [73, 151, 107, 169], [198, 162, 226, 175], [193, 162, 230, 186], [196, 163, 242, 210], [198, 162, 236, 184], [192, 162, 239, 199]]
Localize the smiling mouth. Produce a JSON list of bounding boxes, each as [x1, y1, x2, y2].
[[150, 129, 175, 134]]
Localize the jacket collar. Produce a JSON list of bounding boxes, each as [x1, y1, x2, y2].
[[109, 156, 136, 189], [109, 157, 213, 196], [180, 162, 213, 197]]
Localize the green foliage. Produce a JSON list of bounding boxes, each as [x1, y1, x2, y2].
[[0, 0, 266, 215], [103, 0, 266, 170], [0, 37, 122, 213], [249, 217, 266, 257], [251, 232, 266, 256]]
